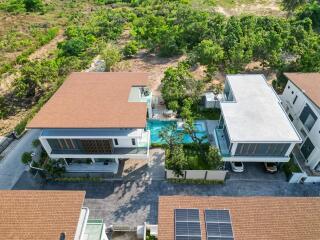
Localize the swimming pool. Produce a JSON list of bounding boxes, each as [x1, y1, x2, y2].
[[147, 119, 208, 144]]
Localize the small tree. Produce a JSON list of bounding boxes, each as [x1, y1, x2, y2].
[[101, 43, 121, 72], [159, 124, 183, 159], [165, 144, 187, 177], [207, 146, 223, 170], [123, 41, 138, 58], [183, 119, 207, 160], [21, 152, 32, 165], [43, 159, 65, 179], [193, 39, 224, 67], [180, 98, 194, 120]]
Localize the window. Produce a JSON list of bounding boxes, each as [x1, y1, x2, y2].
[[235, 143, 289, 157], [288, 85, 290, 89], [132, 139, 136, 145], [300, 138, 315, 160], [300, 128, 307, 138], [305, 114, 316, 131], [291, 91, 294, 94], [299, 104, 318, 131], [114, 139, 119, 145], [288, 114, 294, 121], [293, 95, 298, 104]]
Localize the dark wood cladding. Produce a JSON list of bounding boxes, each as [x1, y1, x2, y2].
[[80, 139, 114, 154]]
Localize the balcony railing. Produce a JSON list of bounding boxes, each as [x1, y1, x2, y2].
[[214, 128, 231, 157], [51, 147, 148, 156]]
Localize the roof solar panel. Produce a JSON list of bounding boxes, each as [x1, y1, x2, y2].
[[205, 210, 234, 240], [176, 209, 200, 222], [205, 210, 230, 222], [175, 209, 201, 240]]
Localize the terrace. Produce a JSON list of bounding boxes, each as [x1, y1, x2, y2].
[[214, 128, 230, 157], [51, 147, 148, 156]]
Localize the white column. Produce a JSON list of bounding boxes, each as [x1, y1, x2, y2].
[[63, 158, 69, 166], [231, 143, 238, 156], [285, 143, 296, 157], [39, 137, 52, 155]]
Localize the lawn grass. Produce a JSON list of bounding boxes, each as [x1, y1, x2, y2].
[[191, 108, 221, 120], [183, 144, 210, 170]]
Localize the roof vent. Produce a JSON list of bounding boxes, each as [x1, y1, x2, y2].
[[59, 232, 66, 240]]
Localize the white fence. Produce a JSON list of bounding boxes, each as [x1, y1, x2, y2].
[[166, 169, 227, 181], [289, 172, 320, 184]]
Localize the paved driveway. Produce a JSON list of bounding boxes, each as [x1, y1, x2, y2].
[[0, 129, 41, 189], [13, 174, 320, 226], [226, 162, 287, 182]]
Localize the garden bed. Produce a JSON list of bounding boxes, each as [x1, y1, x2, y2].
[[282, 157, 302, 178]]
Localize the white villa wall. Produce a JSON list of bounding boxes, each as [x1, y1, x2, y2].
[[165, 170, 227, 181], [39, 129, 150, 160], [113, 138, 137, 148], [282, 80, 320, 170]]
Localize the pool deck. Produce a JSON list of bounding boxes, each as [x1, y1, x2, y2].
[[148, 119, 210, 144], [205, 120, 219, 146]]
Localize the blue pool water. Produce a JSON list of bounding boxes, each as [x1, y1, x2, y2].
[[147, 119, 208, 144]]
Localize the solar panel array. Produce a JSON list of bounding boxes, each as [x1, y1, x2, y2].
[[205, 210, 234, 240], [175, 209, 201, 240]]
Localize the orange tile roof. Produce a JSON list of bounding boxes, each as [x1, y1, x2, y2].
[[158, 196, 320, 240], [284, 73, 320, 108], [27, 72, 149, 129], [0, 190, 85, 240]]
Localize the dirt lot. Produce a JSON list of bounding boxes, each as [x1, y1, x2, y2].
[[214, 0, 284, 17]]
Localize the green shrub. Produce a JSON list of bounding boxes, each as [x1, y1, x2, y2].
[[151, 143, 166, 148], [0, 96, 9, 119], [122, 40, 138, 58], [101, 43, 121, 71], [0, 0, 44, 13], [168, 178, 224, 185], [282, 157, 301, 178], [21, 152, 32, 165], [32, 139, 41, 147], [146, 229, 157, 240], [54, 177, 102, 182]]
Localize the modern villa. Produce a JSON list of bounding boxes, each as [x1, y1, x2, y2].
[[27, 72, 151, 175], [0, 190, 108, 240], [281, 73, 320, 172], [214, 74, 302, 163]]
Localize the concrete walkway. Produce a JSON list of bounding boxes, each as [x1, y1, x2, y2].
[[0, 129, 41, 189]]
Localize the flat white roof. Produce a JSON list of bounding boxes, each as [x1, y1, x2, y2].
[[221, 74, 301, 142]]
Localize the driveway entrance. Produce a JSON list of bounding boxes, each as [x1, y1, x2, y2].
[[226, 162, 287, 182]]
